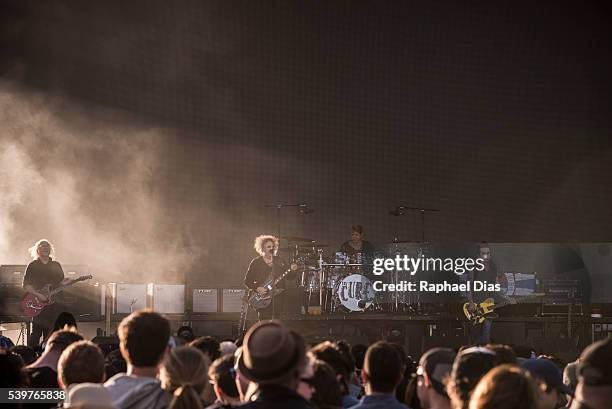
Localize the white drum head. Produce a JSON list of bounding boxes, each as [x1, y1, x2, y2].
[[336, 274, 375, 311]]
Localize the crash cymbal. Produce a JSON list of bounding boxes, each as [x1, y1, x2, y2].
[[282, 235, 315, 242]]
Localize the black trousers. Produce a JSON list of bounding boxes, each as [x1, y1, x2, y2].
[[28, 303, 61, 348]]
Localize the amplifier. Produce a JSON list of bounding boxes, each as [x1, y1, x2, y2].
[[192, 288, 218, 313], [0, 265, 25, 285], [110, 283, 148, 314], [0, 284, 24, 317], [149, 284, 184, 314], [62, 282, 104, 320], [222, 289, 245, 313], [540, 279, 582, 303]]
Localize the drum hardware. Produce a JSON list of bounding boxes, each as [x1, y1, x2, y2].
[[282, 235, 316, 242]]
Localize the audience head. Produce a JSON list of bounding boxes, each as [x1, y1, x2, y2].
[[190, 336, 220, 362], [58, 340, 105, 389], [104, 348, 127, 380], [351, 343, 367, 372], [336, 340, 356, 374], [52, 312, 78, 333], [447, 347, 498, 409], [176, 326, 195, 344], [161, 345, 209, 409], [46, 329, 84, 354], [311, 359, 342, 409], [0, 348, 27, 387], [310, 341, 352, 393], [208, 354, 240, 405], [521, 358, 573, 409], [117, 309, 170, 368], [220, 340, 237, 356], [11, 345, 37, 365], [362, 341, 403, 394], [485, 344, 517, 365], [297, 354, 315, 401], [417, 347, 456, 408], [574, 337, 612, 409], [468, 365, 537, 409], [237, 320, 306, 390]]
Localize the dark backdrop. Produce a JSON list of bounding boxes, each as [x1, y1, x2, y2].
[[1, 1, 611, 285]]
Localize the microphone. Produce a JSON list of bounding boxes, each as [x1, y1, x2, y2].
[[389, 207, 404, 216]]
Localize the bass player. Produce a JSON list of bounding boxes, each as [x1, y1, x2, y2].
[[244, 235, 288, 320], [22, 239, 70, 348]]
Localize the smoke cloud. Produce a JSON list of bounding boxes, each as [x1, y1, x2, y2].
[[0, 81, 193, 282]]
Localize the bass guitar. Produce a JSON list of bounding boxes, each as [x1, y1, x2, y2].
[[463, 293, 544, 325], [21, 275, 93, 317], [248, 263, 298, 310]]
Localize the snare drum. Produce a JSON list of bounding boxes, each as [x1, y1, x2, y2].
[[335, 274, 376, 312]]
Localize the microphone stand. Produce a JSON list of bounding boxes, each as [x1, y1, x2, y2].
[[389, 205, 440, 313], [264, 203, 313, 319]]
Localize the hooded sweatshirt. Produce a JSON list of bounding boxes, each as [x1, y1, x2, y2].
[[104, 373, 172, 409]]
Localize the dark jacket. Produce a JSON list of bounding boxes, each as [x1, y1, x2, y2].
[[239, 385, 313, 409], [348, 394, 410, 409]]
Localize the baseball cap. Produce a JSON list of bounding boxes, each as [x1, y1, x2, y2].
[[521, 359, 574, 397], [577, 337, 612, 386], [418, 347, 456, 396]]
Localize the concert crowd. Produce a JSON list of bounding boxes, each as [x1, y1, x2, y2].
[[1, 309, 611, 409]]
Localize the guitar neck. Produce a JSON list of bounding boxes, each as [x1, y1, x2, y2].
[[272, 269, 290, 286], [47, 276, 90, 296]]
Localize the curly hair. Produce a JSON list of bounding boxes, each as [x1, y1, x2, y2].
[[28, 239, 55, 259], [253, 235, 279, 256]]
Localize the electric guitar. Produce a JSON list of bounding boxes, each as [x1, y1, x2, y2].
[[248, 263, 298, 310], [463, 293, 544, 325], [21, 275, 93, 317]]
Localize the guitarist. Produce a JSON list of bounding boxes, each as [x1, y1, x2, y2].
[[22, 239, 70, 348], [467, 242, 515, 345], [244, 235, 288, 320]]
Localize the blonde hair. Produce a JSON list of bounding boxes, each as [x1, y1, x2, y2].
[[253, 235, 279, 256], [161, 346, 209, 409], [28, 239, 55, 260]]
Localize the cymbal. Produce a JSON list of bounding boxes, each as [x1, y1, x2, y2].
[[282, 235, 315, 242], [298, 243, 329, 248]]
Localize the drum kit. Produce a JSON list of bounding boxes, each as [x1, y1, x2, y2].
[[279, 236, 426, 314]]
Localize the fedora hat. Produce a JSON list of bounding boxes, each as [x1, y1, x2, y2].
[[238, 320, 305, 384]]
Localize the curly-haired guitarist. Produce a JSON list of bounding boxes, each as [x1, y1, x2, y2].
[[22, 239, 69, 348], [244, 235, 288, 320]]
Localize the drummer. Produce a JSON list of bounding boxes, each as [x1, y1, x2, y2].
[[339, 225, 376, 268]]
